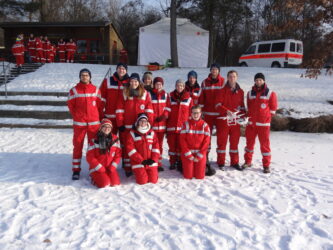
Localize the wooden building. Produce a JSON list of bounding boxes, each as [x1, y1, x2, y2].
[[0, 22, 124, 64]]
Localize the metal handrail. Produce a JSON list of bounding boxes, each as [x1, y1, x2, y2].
[[99, 67, 112, 88], [1, 60, 13, 99]]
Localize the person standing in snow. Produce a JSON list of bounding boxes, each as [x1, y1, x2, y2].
[[35, 35, 44, 64], [11, 36, 25, 73], [150, 76, 168, 171], [126, 114, 160, 185], [27, 33, 36, 63], [67, 68, 104, 180], [198, 63, 225, 176], [242, 73, 278, 173], [99, 62, 130, 135], [116, 73, 154, 177], [57, 38, 66, 63], [185, 70, 201, 105], [66, 38, 76, 63], [86, 119, 121, 188], [215, 70, 246, 171], [180, 105, 210, 179]]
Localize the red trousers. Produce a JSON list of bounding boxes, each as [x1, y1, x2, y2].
[[45, 51, 51, 63], [203, 114, 218, 155], [90, 168, 120, 188], [28, 49, 36, 62], [67, 52, 75, 62], [72, 125, 99, 172], [216, 119, 241, 165], [36, 50, 44, 63], [244, 125, 271, 167], [119, 130, 131, 173], [58, 52, 66, 62], [15, 55, 24, 67], [181, 155, 206, 179], [155, 131, 165, 167], [167, 132, 181, 165], [133, 165, 158, 184]]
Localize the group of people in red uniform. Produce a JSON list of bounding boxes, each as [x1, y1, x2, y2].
[[67, 63, 278, 188], [12, 33, 77, 68]]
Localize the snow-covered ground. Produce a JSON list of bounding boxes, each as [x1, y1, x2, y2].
[[0, 63, 333, 249], [0, 129, 332, 249]]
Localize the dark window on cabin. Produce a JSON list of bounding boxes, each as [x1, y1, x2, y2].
[[258, 44, 271, 53], [90, 40, 100, 53], [272, 42, 286, 52], [77, 40, 87, 54], [289, 42, 296, 52], [244, 45, 256, 54], [297, 43, 303, 53]]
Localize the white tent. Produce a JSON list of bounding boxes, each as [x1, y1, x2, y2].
[[138, 18, 209, 68]]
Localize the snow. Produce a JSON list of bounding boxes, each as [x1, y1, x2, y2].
[[0, 63, 333, 249], [0, 129, 332, 249]]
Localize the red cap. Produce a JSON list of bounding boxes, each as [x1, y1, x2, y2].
[[153, 77, 164, 85], [100, 118, 113, 129]]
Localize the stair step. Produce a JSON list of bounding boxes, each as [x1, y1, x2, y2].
[[0, 91, 68, 97], [0, 100, 67, 106], [0, 110, 71, 119], [0, 123, 72, 129]]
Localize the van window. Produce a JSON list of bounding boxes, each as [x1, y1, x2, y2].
[[290, 42, 296, 52], [258, 43, 271, 53], [272, 42, 286, 52], [244, 45, 256, 55], [297, 43, 303, 53]]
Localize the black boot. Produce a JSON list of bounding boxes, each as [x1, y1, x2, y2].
[[125, 171, 133, 177], [263, 167, 271, 174], [17, 66, 22, 74], [72, 171, 80, 180], [219, 165, 225, 171], [232, 163, 244, 171], [176, 160, 183, 172], [158, 166, 164, 172], [205, 162, 216, 176]]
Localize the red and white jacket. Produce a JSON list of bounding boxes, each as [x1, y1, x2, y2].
[[150, 89, 168, 132], [27, 38, 36, 51], [116, 90, 154, 129], [86, 134, 122, 174], [35, 38, 43, 51], [57, 41, 66, 53], [67, 82, 104, 126], [215, 82, 246, 120], [246, 83, 278, 126], [126, 129, 160, 169], [66, 42, 77, 53], [198, 74, 225, 116], [43, 39, 51, 52], [12, 41, 25, 56], [180, 118, 210, 160], [99, 73, 130, 120], [185, 81, 201, 105], [164, 90, 193, 133]]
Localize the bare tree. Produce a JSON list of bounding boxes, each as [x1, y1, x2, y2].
[[170, 0, 178, 67]]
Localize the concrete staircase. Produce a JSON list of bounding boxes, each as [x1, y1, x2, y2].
[[0, 63, 43, 86], [0, 91, 72, 129]]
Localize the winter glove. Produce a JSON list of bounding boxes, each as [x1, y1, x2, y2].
[[118, 125, 126, 132], [155, 115, 167, 122], [145, 159, 155, 165], [141, 160, 149, 165]]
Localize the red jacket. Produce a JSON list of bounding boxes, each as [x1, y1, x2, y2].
[[12, 41, 25, 56], [66, 42, 77, 52], [126, 129, 160, 168], [215, 82, 245, 118], [35, 38, 43, 51], [67, 82, 104, 126], [27, 38, 36, 51], [86, 134, 122, 174], [57, 41, 66, 53], [43, 39, 51, 52], [116, 89, 154, 129], [180, 118, 210, 160], [150, 89, 168, 132], [199, 74, 225, 116], [246, 83, 278, 126], [164, 90, 193, 133], [185, 81, 201, 105], [99, 72, 130, 119]]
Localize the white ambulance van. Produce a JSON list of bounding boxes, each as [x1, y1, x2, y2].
[[238, 39, 303, 68]]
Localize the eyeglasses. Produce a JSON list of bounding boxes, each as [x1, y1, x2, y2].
[[192, 112, 201, 114]]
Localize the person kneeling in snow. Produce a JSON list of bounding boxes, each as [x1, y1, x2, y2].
[[126, 113, 160, 185], [86, 119, 121, 188], [180, 105, 211, 179]]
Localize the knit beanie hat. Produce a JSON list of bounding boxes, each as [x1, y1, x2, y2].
[[116, 62, 128, 71], [130, 73, 140, 81], [254, 73, 265, 81], [187, 70, 198, 79], [100, 118, 113, 130], [79, 68, 91, 78], [153, 77, 164, 85], [210, 63, 220, 72], [135, 113, 149, 127]]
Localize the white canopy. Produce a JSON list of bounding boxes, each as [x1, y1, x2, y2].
[[138, 18, 209, 68]]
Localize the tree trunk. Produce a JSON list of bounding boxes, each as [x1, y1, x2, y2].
[[207, 0, 215, 66], [170, 0, 178, 67]]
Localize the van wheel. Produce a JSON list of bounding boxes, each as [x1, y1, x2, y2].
[[240, 62, 248, 67], [271, 62, 281, 68]]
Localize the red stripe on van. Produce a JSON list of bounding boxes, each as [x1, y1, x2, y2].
[[239, 53, 303, 60]]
